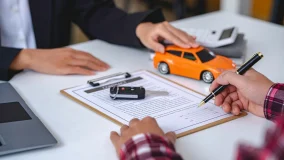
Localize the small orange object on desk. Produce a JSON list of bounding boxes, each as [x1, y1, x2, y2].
[[153, 45, 236, 83]]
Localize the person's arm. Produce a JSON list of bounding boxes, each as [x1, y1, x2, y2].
[[120, 134, 183, 160], [264, 83, 284, 121], [71, 0, 198, 52], [209, 71, 284, 160], [236, 84, 284, 160], [110, 117, 183, 160], [0, 47, 22, 81], [71, 0, 164, 48], [0, 47, 110, 81]]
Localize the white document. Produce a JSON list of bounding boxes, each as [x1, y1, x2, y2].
[[64, 71, 232, 134]]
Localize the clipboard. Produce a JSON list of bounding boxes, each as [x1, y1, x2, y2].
[[61, 70, 247, 138]]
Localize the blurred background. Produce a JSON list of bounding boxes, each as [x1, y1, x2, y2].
[[71, 0, 284, 44]]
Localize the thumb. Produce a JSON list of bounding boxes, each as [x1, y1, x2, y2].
[[165, 132, 177, 144], [110, 131, 120, 155], [147, 39, 165, 53]]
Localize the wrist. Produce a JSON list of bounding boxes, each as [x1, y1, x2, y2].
[[10, 49, 33, 70]]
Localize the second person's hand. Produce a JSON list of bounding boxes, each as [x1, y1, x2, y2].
[[136, 22, 199, 53], [210, 69, 274, 117], [110, 117, 176, 156], [10, 48, 110, 75]]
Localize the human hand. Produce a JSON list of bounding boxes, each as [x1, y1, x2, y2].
[[210, 69, 274, 117], [136, 22, 199, 53], [10, 48, 110, 75], [110, 117, 176, 155]]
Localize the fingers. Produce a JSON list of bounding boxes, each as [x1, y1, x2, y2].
[[69, 59, 107, 71], [129, 118, 140, 127], [165, 132, 177, 144], [79, 51, 110, 68], [110, 131, 120, 147], [231, 100, 242, 115], [71, 50, 110, 70], [213, 85, 236, 106], [142, 116, 158, 126], [120, 125, 129, 134], [64, 66, 94, 75], [148, 39, 165, 53], [221, 92, 239, 112], [157, 25, 191, 49], [164, 23, 199, 48], [213, 71, 247, 89]]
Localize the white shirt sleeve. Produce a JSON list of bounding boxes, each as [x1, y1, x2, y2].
[[0, 0, 36, 49]]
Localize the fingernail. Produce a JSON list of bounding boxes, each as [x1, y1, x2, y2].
[[184, 44, 191, 48]]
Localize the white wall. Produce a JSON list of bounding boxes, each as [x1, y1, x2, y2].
[[220, 0, 252, 15]]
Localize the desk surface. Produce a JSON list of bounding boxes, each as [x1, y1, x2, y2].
[[2, 11, 284, 160]]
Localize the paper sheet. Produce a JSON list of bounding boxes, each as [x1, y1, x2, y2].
[[64, 71, 232, 134]]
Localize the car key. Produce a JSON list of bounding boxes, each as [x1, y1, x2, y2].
[[109, 86, 169, 100]]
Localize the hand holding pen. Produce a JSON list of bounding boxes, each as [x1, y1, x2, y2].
[[199, 53, 264, 107], [199, 53, 275, 117]]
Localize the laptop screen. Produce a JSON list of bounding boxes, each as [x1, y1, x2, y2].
[[0, 102, 32, 123]]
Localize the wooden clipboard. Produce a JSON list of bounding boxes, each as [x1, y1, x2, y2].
[[60, 70, 247, 138]]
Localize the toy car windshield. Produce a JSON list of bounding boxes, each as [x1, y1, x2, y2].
[[196, 49, 216, 63]]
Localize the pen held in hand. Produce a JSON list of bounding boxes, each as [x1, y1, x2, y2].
[[198, 52, 263, 107]]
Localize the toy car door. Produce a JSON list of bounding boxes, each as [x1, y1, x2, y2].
[[179, 52, 203, 80]]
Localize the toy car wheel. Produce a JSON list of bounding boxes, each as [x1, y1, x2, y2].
[[202, 71, 214, 83], [158, 62, 170, 74]]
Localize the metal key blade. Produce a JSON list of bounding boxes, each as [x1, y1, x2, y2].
[[145, 90, 169, 97]]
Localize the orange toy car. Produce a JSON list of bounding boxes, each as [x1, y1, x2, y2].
[[153, 45, 236, 83]]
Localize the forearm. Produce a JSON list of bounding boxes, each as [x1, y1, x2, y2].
[[120, 134, 183, 160], [72, 0, 165, 48], [264, 83, 284, 121]]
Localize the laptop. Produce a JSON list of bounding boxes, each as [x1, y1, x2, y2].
[[0, 83, 57, 156]]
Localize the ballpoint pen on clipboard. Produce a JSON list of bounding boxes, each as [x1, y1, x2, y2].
[[87, 72, 132, 87]]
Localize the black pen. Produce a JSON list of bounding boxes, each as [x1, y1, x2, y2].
[[198, 52, 264, 107]]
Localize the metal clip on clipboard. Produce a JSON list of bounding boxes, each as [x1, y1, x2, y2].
[[87, 72, 132, 87]]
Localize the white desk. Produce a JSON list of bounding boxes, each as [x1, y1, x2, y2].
[[2, 11, 284, 160]]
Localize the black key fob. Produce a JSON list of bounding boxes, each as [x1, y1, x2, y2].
[[110, 86, 146, 100]]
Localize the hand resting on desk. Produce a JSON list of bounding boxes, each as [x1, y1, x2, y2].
[[10, 48, 110, 75], [110, 117, 176, 156]]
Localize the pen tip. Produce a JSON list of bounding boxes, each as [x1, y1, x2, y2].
[[198, 101, 205, 107]]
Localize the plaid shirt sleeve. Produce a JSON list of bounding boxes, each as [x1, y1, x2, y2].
[[119, 133, 183, 160], [237, 83, 284, 160], [264, 83, 284, 120]]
